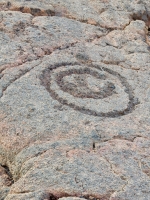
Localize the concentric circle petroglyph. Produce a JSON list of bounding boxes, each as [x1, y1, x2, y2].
[[40, 62, 139, 118]]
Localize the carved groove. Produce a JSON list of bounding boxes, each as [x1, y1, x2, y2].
[[40, 62, 139, 118]]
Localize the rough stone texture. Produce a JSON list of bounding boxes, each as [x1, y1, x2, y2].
[[0, 0, 150, 200], [0, 165, 12, 199], [59, 198, 86, 200]]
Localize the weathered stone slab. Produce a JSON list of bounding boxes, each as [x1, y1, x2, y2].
[[0, 0, 150, 199]]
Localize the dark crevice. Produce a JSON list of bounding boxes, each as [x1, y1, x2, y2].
[[48, 193, 70, 200], [49, 194, 58, 200], [10, 7, 55, 17], [142, 169, 150, 177], [112, 135, 143, 142], [132, 12, 150, 27], [0, 2, 105, 28], [7, 2, 11, 7], [0, 73, 3, 79], [5, 2, 55, 17], [92, 142, 96, 150], [15, 190, 32, 194], [0, 164, 14, 186], [47, 192, 113, 200], [83, 193, 113, 200], [1, 1, 150, 32]]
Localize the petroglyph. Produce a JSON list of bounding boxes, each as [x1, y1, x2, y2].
[[0, 0, 150, 200], [41, 63, 139, 117]]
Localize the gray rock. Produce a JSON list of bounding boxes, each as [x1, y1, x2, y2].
[[0, 0, 150, 199]]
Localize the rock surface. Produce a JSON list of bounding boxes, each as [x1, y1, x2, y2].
[[0, 0, 150, 199]]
